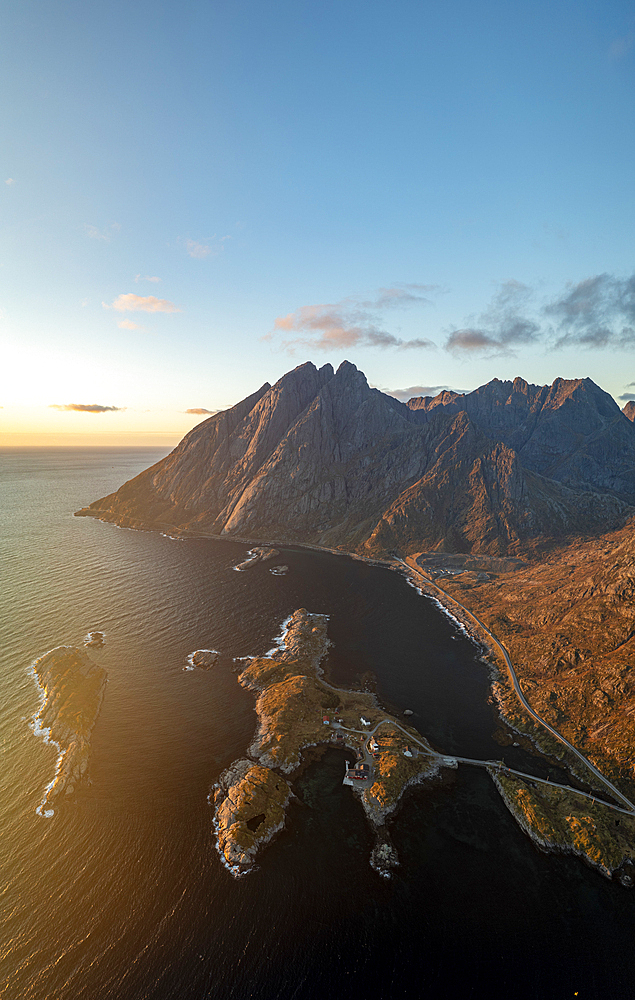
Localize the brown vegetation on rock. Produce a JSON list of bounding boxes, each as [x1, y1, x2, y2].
[[31, 646, 107, 813]]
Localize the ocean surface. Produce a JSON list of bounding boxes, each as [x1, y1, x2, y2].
[[2, 446, 635, 999]]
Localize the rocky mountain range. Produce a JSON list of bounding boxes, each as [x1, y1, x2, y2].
[[77, 361, 635, 557]]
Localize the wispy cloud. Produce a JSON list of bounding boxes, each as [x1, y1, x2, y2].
[[619, 393, 635, 402], [609, 33, 634, 60], [185, 407, 217, 415], [385, 384, 455, 402], [50, 403, 126, 413], [181, 235, 231, 259], [104, 293, 180, 313], [445, 281, 540, 355], [134, 274, 161, 283], [266, 285, 438, 354], [186, 239, 211, 259], [5, 177, 14, 186], [85, 222, 120, 242], [545, 273, 635, 348], [117, 319, 141, 330]]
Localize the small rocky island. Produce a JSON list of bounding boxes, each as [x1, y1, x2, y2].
[[186, 649, 220, 670], [211, 609, 441, 876], [31, 646, 108, 816], [233, 547, 279, 571]]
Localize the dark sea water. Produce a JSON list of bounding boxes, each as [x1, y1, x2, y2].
[[2, 447, 635, 1000]]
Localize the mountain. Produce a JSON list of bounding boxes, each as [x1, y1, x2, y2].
[[77, 361, 635, 557], [407, 377, 635, 501]]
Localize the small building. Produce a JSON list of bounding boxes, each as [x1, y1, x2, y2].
[[323, 715, 330, 725], [403, 746, 413, 758], [360, 716, 371, 727], [369, 738, 379, 753]]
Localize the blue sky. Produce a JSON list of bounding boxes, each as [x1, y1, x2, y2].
[[1, 0, 634, 443]]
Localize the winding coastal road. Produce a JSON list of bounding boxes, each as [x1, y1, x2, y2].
[[396, 556, 635, 815]]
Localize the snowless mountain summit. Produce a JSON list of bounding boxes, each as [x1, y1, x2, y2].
[[78, 361, 635, 556]]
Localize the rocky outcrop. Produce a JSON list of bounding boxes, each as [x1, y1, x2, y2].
[[76, 362, 635, 557], [186, 649, 219, 670], [490, 769, 635, 882], [211, 760, 292, 875], [233, 546, 279, 571], [31, 646, 107, 815], [623, 401, 635, 422]]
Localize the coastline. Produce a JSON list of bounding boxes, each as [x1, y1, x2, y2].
[[77, 508, 635, 880]]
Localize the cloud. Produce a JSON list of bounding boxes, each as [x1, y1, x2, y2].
[[385, 384, 453, 402], [85, 222, 120, 242], [134, 274, 161, 283], [117, 319, 141, 330], [545, 273, 635, 348], [50, 403, 126, 413], [361, 284, 439, 310], [609, 33, 634, 60], [186, 239, 211, 259], [181, 235, 231, 259], [185, 407, 217, 415], [266, 286, 437, 354], [5, 178, 14, 186], [619, 393, 635, 402], [104, 293, 180, 313], [445, 281, 540, 355]]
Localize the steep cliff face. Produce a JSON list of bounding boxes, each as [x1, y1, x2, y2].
[[408, 376, 635, 500], [365, 410, 630, 556], [78, 361, 634, 556]]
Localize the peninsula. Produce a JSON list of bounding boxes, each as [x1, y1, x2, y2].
[[211, 609, 441, 876]]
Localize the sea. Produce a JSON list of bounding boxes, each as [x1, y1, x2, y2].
[[2, 446, 635, 1000]]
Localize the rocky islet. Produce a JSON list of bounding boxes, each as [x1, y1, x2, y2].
[[31, 645, 107, 815]]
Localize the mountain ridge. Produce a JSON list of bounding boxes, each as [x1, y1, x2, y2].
[[77, 361, 635, 557]]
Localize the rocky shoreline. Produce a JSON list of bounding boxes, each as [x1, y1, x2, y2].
[[490, 768, 635, 885], [31, 645, 107, 816]]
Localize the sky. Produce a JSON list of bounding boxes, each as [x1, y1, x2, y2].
[[1, 0, 634, 445]]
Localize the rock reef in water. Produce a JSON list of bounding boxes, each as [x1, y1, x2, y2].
[[211, 609, 439, 876], [84, 631, 105, 648], [186, 649, 220, 670], [31, 645, 107, 815], [233, 547, 279, 571]]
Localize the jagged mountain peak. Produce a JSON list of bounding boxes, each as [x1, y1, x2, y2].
[[78, 361, 635, 557]]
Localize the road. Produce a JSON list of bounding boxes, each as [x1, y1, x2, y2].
[[396, 556, 635, 814], [338, 713, 635, 816]]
